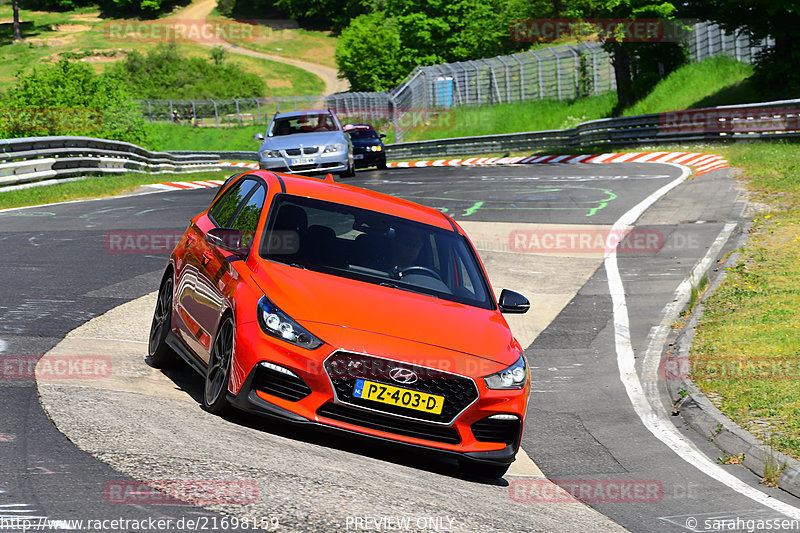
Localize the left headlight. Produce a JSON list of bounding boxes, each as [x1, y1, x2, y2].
[[323, 143, 345, 153], [484, 355, 528, 390], [257, 296, 323, 350]]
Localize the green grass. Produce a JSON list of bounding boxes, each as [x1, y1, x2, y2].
[[623, 56, 758, 116], [686, 140, 800, 460], [146, 122, 262, 151], [0, 7, 323, 95], [0, 170, 229, 210], [209, 10, 338, 69]]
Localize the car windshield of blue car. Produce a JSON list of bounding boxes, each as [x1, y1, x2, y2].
[[347, 129, 379, 140], [260, 194, 493, 309], [269, 114, 337, 136]]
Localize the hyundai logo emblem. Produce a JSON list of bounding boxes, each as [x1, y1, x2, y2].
[[389, 367, 418, 384]]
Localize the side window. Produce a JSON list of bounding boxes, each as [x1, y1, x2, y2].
[[230, 185, 267, 249], [209, 179, 258, 227]]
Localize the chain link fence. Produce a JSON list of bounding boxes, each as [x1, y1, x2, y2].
[[135, 21, 773, 142]]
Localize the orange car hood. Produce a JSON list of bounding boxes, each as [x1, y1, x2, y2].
[[251, 262, 518, 365]]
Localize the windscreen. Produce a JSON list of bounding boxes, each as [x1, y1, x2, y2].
[[347, 129, 379, 140], [260, 195, 493, 309], [269, 113, 337, 136]]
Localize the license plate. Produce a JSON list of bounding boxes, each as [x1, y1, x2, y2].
[[291, 157, 314, 165], [353, 379, 444, 414], [354, 154, 364, 160]]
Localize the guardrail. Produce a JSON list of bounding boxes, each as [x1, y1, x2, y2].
[[164, 99, 800, 163], [385, 98, 800, 159], [0, 136, 221, 191], [2, 99, 798, 191]]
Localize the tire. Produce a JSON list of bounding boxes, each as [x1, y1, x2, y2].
[[147, 275, 179, 368], [458, 460, 510, 479], [203, 315, 234, 415], [377, 157, 387, 170], [341, 156, 355, 178]]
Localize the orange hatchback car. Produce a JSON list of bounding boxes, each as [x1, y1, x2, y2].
[[148, 170, 530, 478]]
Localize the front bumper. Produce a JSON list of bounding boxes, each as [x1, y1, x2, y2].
[[228, 322, 528, 466], [258, 151, 348, 174]]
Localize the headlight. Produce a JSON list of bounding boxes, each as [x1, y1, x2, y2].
[[370, 145, 382, 152], [261, 149, 281, 158], [323, 143, 345, 153], [484, 355, 528, 390], [257, 296, 323, 350]]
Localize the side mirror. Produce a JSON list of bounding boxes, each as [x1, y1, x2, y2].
[[379, 133, 386, 138], [206, 228, 248, 257], [498, 289, 530, 314], [253, 132, 265, 141]]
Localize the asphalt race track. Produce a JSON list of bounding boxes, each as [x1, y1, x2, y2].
[[2, 162, 799, 532]]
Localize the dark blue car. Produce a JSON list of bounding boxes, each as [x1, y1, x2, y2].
[[344, 123, 387, 170]]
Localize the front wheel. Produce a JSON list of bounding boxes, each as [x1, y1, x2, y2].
[[341, 156, 355, 178], [147, 275, 179, 368], [203, 316, 234, 415]]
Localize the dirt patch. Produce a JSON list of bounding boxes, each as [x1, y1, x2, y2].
[[70, 13, 103, 23], [266, 79, 291, 88], [26, 34, 76, 47], [53, 23, 92, 33]]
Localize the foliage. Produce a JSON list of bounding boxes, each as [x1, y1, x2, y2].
[[20, 0, 185, 15], [0, 59, 150, 144], [681, 0, 800, 95], [108, 43, 265, 99], [335, 12, 402, 91]]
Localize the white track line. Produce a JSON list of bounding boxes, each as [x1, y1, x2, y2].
[[0, 338, 6, 355], [605, 164, 800, 519]]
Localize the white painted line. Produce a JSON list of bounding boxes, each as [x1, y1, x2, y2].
[[605, 164, 800, 519], [506, 449, 545, 477], [671, 153, 702, 164], [0, 338, 6, 354], [566, 155, 592, 163], [145, 183, 177, 190], [209, 180, 226, 185]]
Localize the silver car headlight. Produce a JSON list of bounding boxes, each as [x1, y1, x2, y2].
[[323, 143, 345, 153], [261, 149, 282, 158], [257, 296, 322, 350], [484, 355, 528, 390]]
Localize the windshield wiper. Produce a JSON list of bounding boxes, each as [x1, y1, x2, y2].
[[379, 282, 439, 298]]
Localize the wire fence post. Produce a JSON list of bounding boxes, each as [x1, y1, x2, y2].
[[211, 99, 219, 128], [530, 50, 544, 99]]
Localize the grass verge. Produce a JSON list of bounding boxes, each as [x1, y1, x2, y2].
[[686, 140, 800, 460], [0, 170, 229, 210]]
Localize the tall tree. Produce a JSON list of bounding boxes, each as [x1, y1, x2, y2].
[[681, 0, 800, 94], [12, 0, 21, 41]]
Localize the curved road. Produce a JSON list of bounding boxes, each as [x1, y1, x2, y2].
[[1, 163, 797, 532]]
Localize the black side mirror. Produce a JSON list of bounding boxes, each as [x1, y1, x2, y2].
[[379, 133, 386, 138], [206, 228, 248, 257], [498, 289, 530, 314]]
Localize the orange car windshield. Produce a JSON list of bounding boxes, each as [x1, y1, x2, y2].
[[260, 195, 493, 309]]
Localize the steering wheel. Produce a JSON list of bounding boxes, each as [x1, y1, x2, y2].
[[398, 265, 443, 282]]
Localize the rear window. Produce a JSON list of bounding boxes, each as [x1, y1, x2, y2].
[[260, 194, 493, 309]]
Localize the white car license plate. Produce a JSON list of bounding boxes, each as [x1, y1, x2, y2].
[[354, 154, 364, 160], [291, 157, 315, 165]]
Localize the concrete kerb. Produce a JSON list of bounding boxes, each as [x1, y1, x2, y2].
[[666, 220, 800, 498]]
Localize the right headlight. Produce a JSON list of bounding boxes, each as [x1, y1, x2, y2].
[[484, 355, 528, 390], [257, 296, 322, 350], [260, 149, 282, 158], [323, 143, 345, 153]]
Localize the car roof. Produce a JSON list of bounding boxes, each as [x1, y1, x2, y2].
[[344, 123, 376, 131], [272, 109, 335, 119], [248, 170, 457, 232]]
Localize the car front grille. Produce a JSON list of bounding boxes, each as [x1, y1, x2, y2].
[[471, 416, 521, 444], [317, 402, 461, 444], [323, 351, 479, 425], [252, 364, 312, 402], [283, 147, 319, 156]]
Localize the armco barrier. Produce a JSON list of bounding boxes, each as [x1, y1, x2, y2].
[[166, 98, 800, 163], [0, 136, 221, 190]]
